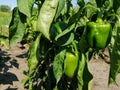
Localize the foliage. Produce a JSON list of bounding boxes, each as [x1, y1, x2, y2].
[[7, 0, 120, 90], [0, 5, 11, 12], [0, 12, 11, 25], [0, 12, 11, 48], [0, 25, 9, 49]]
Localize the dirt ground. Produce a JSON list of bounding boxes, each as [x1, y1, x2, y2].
[[89, 56, 120, 90], [0, 44, 120, 90]]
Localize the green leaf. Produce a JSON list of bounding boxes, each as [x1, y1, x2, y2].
[[28, 0, 35, 13], [10, 19, 26, 46], [109, 20, 120, 84], [79, 36, 89, 53], [85, 0, 98, 18], [9, 7, 20, 40], [17, 0, 35, 17], [53, 48, 66, 83], [53, 24, 75, 46], [9, 7, 27, 46], [54, 0, 65, 21], [10, 14, 26, 46], [37, 0, 59, 40], [77, 16, 88, 27], [77, 0, 85, 8], [55, 24, 75, 40], [77, 53, 85, 90], [50, 22, 68, 40], [21, 76, 29, 85], [29, 81, 34, 90], [95, 0, 106, 8], [55, 32, 74, 46], [108, 21, 118, 56], [113, 0, 120, 12], [103, 0, 113, 11], [83, 53, 93, 90], [77, 53, 93, 90], [28, 34, 41, 77]]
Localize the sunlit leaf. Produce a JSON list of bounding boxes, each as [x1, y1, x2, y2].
[[53, 48, 66, 83]]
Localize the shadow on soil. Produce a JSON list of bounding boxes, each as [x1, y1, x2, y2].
[[16, 53, 28, 59], [0, 49, 19, 86], [5, 86, 18, 90]]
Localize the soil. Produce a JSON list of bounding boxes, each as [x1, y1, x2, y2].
[[0, 43, 120, 90]]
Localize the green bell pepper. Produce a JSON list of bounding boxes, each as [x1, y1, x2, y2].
[[64, 51, 78, 78], [86, 18, 112, 49]]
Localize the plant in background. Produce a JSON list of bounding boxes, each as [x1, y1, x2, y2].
[[9, 0, 120, 90]]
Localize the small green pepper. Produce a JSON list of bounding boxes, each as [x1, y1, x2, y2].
[[64, 51, 78, 78], [86, 18, 112, 49]]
